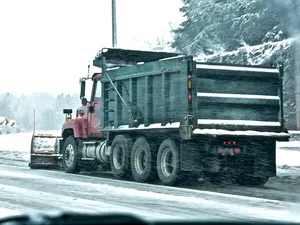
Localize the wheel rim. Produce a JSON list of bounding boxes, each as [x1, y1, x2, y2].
[[65, 144, 75, 167], [134, 147, 147, 174], [113, 144, 125, 169], [161, 147, 174, 177]]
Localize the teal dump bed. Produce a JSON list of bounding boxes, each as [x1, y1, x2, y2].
[[99, 54, 192, 130], [93, 48, 288, 140]]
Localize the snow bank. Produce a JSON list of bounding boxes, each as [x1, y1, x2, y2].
[[0, 130, 60, 152], [0, 131, 60, 161], [0, 208, 20, 218], [277, 141, 300, 148], [0, 133, 32, 153], [276, 149, 300, 167]]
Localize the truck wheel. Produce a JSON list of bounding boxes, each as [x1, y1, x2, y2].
[[131, 137, 156, 183], [62, 136, 81, 174], [157, 138, 180, 186], [110, 135, 133, 179]]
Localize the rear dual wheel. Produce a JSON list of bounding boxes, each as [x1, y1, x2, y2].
[[110, 135, 156, 182], [110, 135, 133, 179], [156, 138, 198, 186], [156, 139, 181, 186], [131, 137, 157, 183], [110, 136, 196, 185]]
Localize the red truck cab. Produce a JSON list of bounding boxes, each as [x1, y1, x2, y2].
[[61, 73, 103, 140]]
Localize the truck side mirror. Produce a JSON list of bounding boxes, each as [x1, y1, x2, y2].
[[63, 109, 73, 114], [80, 80, 86, 98]]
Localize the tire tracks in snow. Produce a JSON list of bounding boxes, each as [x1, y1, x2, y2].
[[0, 165, 299, 222]]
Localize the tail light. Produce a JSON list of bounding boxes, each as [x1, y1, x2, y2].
[[188, 74, 193, 102], [217, 147, 223, 153], [234, 148, 241, 154]]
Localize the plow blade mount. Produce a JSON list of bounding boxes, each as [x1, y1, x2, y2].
[[29, 134, 62, 169]]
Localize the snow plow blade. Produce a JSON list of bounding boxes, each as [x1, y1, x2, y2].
[[29, 134, 62, 169]]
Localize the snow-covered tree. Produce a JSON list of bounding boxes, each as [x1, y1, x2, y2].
[[171, 0, 300, 56]]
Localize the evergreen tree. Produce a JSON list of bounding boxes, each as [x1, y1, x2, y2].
[[171, 0, 298, 56]]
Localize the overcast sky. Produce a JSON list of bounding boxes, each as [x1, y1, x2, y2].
[[0, 0, 183, 96]]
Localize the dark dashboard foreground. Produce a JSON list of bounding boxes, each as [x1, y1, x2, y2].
[[0, 213, 298, 225]]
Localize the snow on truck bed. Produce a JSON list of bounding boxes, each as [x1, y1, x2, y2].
[[0, 130, 299, 168]]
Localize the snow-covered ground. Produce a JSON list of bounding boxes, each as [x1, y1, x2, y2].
[[0, 131, 299, 221], [0, 163, 299, 222], [0, 208, 20, 218], [0, 131, 60, 162]]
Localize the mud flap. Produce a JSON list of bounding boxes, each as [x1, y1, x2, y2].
[[180, 140, 204, 175], [29, 134, 62, 169]]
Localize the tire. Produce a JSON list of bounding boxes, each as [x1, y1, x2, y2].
[[110, 135, 133, 179], [62, 136, 81, 174], [157, 138, 181, 186], [131, 137, 157, 183], [235, 174, 269, 186]]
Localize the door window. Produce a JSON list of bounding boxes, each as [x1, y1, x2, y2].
[[94, 81, 102, 101]]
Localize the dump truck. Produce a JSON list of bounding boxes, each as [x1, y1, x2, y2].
[[29, 48, 290, 186]]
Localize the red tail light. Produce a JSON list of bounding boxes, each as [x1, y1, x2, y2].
[[217, 147, 223, 153], [234, 148, 241, 154]]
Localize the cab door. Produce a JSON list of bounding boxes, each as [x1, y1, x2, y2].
[[87, 79, 102, 138]]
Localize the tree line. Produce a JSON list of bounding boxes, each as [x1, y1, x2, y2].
[[0, 93, 80, 131]]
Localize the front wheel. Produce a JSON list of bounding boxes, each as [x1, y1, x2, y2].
[[62, 136, 81, 174]]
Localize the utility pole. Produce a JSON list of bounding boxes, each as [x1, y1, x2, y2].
[[112, 0, 117, 47]]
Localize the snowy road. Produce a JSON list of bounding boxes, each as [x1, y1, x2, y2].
[[0, 163, 300, 222], [1, 132, 300, 221]]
